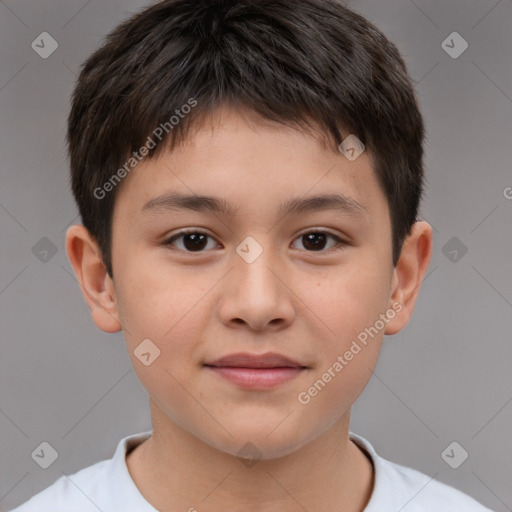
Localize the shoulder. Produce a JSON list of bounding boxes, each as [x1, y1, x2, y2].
[[349, 432, 494, 512], [8, 459, 111, 512], [377, 460, 494, 511], [8, 431, 155, 512]]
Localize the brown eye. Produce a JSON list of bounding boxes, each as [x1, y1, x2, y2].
[[291, 231, 345, 252], [165, 231, 218, 252]]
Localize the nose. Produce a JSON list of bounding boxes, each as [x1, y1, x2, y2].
[[216, 241, 296, 332]]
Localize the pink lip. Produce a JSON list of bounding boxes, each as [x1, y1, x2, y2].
[[204, 352, 307, 389]]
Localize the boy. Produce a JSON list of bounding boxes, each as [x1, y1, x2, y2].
[[10, 0, 493, 510]]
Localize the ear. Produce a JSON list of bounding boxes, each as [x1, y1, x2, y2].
[[384, 221, 433, 335], [65, 225, 122, 333]]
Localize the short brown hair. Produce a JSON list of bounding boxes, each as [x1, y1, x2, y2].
[[67, 0, 426, 278]]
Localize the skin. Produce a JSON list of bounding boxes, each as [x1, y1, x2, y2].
[[66, 106, 432, 511]]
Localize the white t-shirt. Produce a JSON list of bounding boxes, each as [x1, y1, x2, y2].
[[9, 430, 493, 512]]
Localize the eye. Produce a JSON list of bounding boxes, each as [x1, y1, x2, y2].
[[163, 229, 347, 254], [291, 230, 346, 252], [163, 230, 219, 252]]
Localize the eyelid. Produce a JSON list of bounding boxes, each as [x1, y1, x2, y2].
[[291, 229, 348, 252], [295, 227, 347, 240], [164, 228, 220, 252], [163, 228, 349, 253]]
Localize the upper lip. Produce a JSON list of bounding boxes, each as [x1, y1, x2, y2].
[[204, 352, 306, 369]]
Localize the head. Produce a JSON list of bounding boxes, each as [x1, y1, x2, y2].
[[66, 0, 432, 458]]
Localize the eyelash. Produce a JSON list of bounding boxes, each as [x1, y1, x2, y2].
[[162, 229, 348, 254]]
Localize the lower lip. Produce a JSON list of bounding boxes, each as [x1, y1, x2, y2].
[[205, 366, 305, 389]]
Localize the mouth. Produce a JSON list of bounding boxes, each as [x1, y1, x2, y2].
[[203, 352, 308, 389]]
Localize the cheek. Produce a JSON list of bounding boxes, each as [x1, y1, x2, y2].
[[297, 344, 379, 433], [117, 257, 217, 387], [118, 254, 208, 338], [295, 270, 385, 419], [301, 262, 389, 343], [294, 262, 388, 395]]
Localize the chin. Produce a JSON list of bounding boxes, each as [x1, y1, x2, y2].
[[202, 421, 309, 462]]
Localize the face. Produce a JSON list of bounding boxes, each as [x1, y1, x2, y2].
[[82, 107, 406, 459]]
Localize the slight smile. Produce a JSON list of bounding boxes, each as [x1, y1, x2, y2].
[[204, 352, 308, 390]]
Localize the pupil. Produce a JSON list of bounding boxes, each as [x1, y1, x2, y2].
[[184, 233, 207, 251], [303, 233, 326, 251], [181, 233, 328, 252]]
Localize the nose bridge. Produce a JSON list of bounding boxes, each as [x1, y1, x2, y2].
[[233, 234, 282, 299], [217, 234, 295, 330]]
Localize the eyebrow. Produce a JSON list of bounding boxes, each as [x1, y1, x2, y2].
[[141, 192, 368, 219]]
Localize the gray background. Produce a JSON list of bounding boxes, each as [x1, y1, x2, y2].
[[1, 0, 511, 510]]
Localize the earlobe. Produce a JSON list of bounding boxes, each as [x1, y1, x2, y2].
[[384, 221, 433, 336], [65, 225, 122, 333]]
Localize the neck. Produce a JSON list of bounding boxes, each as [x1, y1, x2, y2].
[[126, 400, 374, 512]]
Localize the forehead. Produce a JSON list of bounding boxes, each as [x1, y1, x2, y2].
[[112, 107, 388, 226]]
